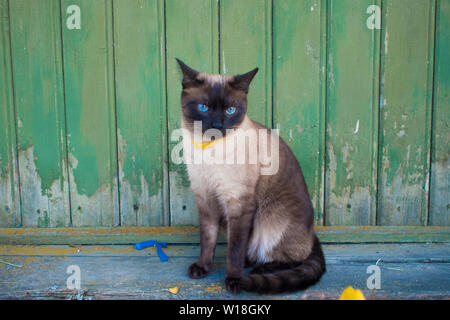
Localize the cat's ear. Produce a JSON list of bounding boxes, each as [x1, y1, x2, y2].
[[230, 68, 259, 93], [176, 58, 203, 89]]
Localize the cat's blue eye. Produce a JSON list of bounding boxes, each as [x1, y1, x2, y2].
[[198, 104, 209, 112], [226, 106, 236, 115]]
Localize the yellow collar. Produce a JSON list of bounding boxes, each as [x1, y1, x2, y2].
[[191, 137, 224, 150]]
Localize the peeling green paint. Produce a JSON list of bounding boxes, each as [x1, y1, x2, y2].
[[273, 0, 324, 224], [37, 210, 49, 228], [429, 0, 449, 226], [62, 0, 119, 226], [17, 147, 69, 227], [9, 0, 70, 227], [0, 0, 448, 229], [220, 0, 272, 126], [10, 0, 67, 195], [325, 0, 379, 225], [113, 0, 168, 226], [62, 0, 113, 197], [0, 1, 20, 227], [166, 0, 219, 225], [378, 0, 435, 225]]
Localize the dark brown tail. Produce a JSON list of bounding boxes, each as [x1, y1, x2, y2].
[[240, 235, 326, 294]]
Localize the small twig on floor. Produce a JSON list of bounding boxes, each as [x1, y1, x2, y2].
[[0, 259, 22, 268], [383, 266, 403, 271], [375, 258, 402, 271]]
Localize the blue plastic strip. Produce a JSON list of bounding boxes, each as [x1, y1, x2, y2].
[[135, 240, 168, 262], [156, 243, 168, 262]]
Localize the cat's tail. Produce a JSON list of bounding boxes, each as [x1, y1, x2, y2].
[[240, 235, 326, 294]]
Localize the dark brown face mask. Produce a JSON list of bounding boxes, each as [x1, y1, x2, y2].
[[176, 58, 258, 136]]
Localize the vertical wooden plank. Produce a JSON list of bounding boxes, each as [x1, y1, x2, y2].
[[9, 0, 70, 227], [220, 0, 272, 126], [114, 0, 168, 226], [429, 0, 449, 226], [61, 0, 119, 227], [0, 0, 20, 227], [325, 0, 380, 225], [166, 0, 219, 225], [273, 0, 325, 225], [378, 0, 435, 225]]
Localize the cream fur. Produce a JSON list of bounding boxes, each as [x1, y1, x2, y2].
[[183, 116, 284, 263]]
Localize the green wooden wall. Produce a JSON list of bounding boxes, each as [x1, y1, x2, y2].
[[0, 0, 448, 228]]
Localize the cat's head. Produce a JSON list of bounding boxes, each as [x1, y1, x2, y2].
[[176, 58, 258, 136]]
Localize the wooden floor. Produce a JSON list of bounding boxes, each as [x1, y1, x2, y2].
[[0, 243, 449, 299]]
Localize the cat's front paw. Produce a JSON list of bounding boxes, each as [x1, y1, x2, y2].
[[187, 263, 210, 279], [225, 277, 242, 294]]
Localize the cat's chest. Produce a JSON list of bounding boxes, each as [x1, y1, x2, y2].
[[182, 127, 259, 201], [186, 161, 249, 197], [185, 145, 258, 203]]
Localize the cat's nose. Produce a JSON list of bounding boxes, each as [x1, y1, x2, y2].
[[212, 119, 223, 129]]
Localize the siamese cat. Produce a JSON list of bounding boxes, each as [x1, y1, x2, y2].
[[176, 58, 325, 294]]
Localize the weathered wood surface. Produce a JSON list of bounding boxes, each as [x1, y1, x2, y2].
[[0, 1, 20, 227], [61, 0, 119, 227], [220, 0, 272, 126], [0, 226, 448, 245], [9, 0, 70, 227], [429, 0, 449, 226], [0, 0, 448, 228], [0, 243, 448, 299], [113, 0, 168, 226], [377, 0, 436, 225], [325, 0, 380, 226], [273, 0, 325, 225]]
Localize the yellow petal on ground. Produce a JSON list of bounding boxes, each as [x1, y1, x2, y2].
[[168, 287, 179, 294], [339, 286, 365, 300]]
